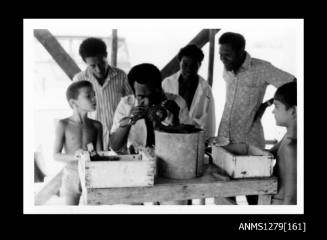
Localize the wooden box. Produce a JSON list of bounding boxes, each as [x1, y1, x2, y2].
[[78, 151, 156, 189], [212, 143, 275, 179]]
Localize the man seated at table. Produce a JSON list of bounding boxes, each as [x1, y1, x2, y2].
[[110, 63, 191, 154], [110, 63, 192, 205]]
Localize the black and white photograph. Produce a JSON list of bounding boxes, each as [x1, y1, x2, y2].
[[23, 19, 303, 216]]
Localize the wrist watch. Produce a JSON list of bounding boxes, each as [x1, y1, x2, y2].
[[119, 117, 133, 128]]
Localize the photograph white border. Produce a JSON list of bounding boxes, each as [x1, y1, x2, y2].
[[24, 18, 304, 214]]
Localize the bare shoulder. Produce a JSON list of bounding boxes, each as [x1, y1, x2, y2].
[[280, 138, 297, 162], [56, 118, 70, 128]]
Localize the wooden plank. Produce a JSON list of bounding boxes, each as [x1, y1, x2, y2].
[[96, 152, 142, 161], [34, 29, 81, 80], [161, 29, 220, 80], [212, 144, 275, 179], [212, 145, 235, 177], [34, 169, 64, 205], [235, 156, 274, 178], [258, 195, 272, 205], [214, 197, 236, 205], [111, 29, 118, 67], [85, 160, 156, 188], [207, 29, 216, 87], [87, 175, 277, 205]]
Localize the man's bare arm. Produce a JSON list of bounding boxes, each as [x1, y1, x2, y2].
[[110, 117, 131, 152], [280, 142, 297, 204], [94, 121, 103, 151], [254, 98, 274, 122]]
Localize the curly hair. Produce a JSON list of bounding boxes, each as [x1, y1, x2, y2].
[[274, 81, 297, 109], [127, 63, 162, 93], [218, 32, 246, 52], [79, 37, 107, 61], [177, 44, 204, 63]]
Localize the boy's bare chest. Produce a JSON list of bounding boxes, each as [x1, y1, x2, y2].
[[65, 123, 97, 148]]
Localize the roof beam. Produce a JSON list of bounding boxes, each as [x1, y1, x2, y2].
[[160, 29, 220, 80], [34, 29, 81, 80]]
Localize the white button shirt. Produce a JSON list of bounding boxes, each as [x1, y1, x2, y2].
[[162, 71, 216, 141]]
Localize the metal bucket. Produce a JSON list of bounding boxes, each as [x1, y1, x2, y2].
[[155, 129, 205, 179]]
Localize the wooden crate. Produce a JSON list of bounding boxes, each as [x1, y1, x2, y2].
[[212, 143, 275, 179], [78, 151, 156, 190]]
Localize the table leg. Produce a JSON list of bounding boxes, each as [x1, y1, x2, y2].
[[214, 197, 236, 205], [258, 195, 272, 205]]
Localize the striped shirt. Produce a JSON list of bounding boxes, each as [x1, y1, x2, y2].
[[73, 66, 133, 150], [218, 52, 295, 148]]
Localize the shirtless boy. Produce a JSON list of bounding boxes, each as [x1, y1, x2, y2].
[[53, 81, 103, 205], [270, 81, 297, 205]]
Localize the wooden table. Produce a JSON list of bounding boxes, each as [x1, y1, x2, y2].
[[86, 164, 278, 205]]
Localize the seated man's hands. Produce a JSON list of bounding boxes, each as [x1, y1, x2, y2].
[[161, 100, 180, 125], [147, 105, 168, 128], [129, 106, 148, 124]]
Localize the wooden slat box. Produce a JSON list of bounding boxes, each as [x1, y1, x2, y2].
[[78, 151, 156, 190], [212, 143, 276, 179]]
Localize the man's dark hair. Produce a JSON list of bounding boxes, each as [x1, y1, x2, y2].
[[127, 63, 162, 93], [274, 81, 297, 109], [66, 80, 93, 102], [79, 37, 107, 61], [218, 32, 246, 52], [177, 44, 204, 63]]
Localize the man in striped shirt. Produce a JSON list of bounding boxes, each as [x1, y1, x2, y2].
[[73, 37, 133, 150]]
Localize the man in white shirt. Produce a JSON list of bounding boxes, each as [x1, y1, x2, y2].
[[110, 63, 191, 154], [162, 44, 216, 142]]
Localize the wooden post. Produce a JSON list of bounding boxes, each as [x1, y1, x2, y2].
[[214, 197, 236, 205], [34, 29, 81, 80], [258, 195, 272, 205], [111, 29, 118, 67], [161, 29, 220, 80], [207, 29, 216, 87], [34, 169, 64, 205]]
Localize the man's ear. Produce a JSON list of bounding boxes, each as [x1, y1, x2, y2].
[[239, 49, 246, 58], [69, 99, 76, 109]]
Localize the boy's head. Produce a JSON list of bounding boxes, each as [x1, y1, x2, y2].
[[79, 38, 109, 79], [272, 81, 297, 127], [127, 63, 162, 106], [177, 44, 204, 79], [66, 81, 96, 111]]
